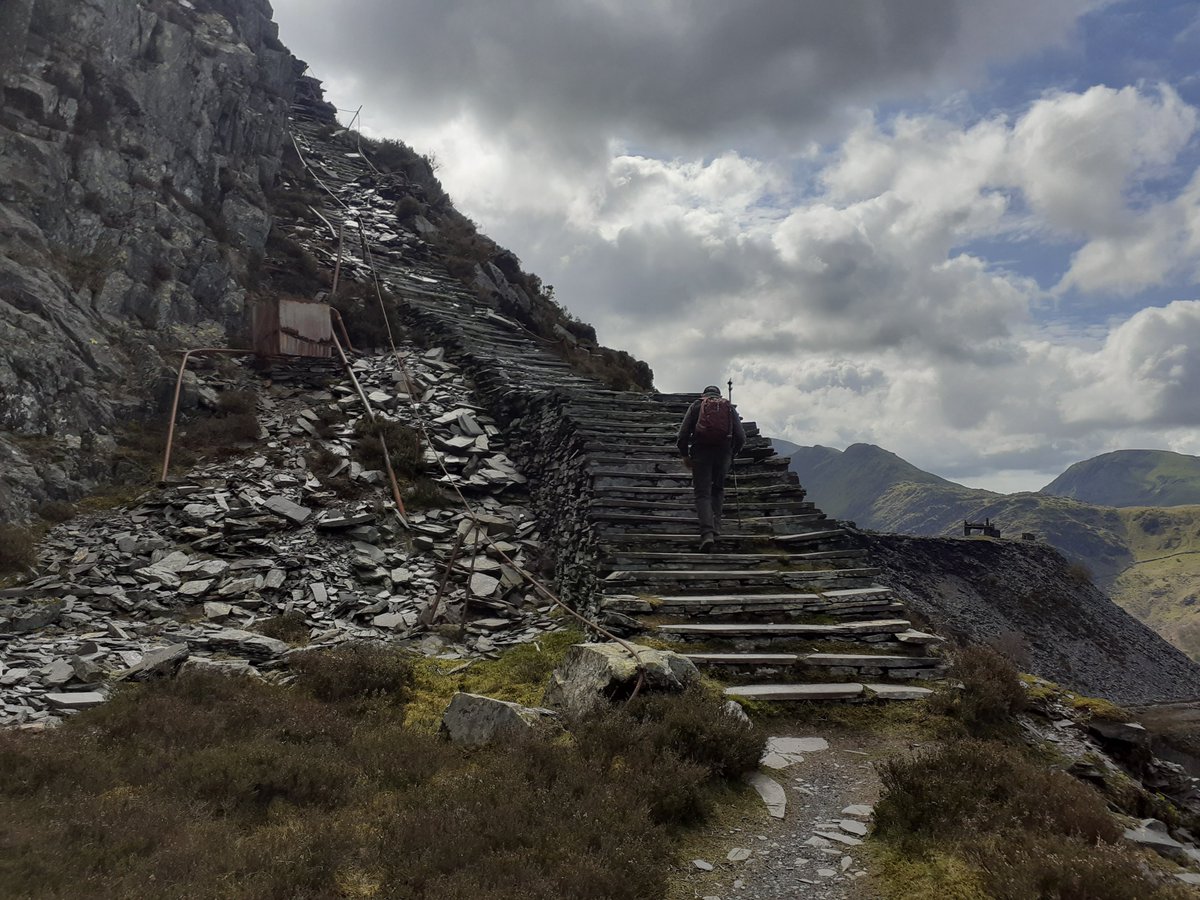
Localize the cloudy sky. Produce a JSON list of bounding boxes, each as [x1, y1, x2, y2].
[[272, 0, 1200, 492]]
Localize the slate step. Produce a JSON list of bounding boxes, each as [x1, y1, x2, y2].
[[600, 549, 869, 570], [592, 469, 797, 485], [604, 567, 882, 592], [595, 483, 807, 501], [686, 652, 941, 668], [724, 683, 933, 702], [595, 528, 845, 549], [583, 444, 772, 458], [590, 497, 815, 514], [656, 619, 910, 639], [587, 459, 784, 477], [583, 445, 778, 462], [726, 683, 866, 701], [600, 587, 902, 617], [590, 511, 824, 527]]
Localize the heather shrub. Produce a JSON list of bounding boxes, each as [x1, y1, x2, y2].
[[574, 685, 766, 825], [352, 417, 422, 477], [1067, 561, 1094, 586], [623, 685, 767, 778], [930, 644, 1026, 736], [35, 501, 76, 524], [873, 738, 1186, 900], [405, 476, 447, 509], [876, 739, 1119, 846], [0, 525, 36, 574], [395, 195, 422, 220], [180, 411, 259, 451], [254, 611, 309, 645], [215, 390, 256, 416], [289, 643, 414, 705], [0, 653, 753, 899]]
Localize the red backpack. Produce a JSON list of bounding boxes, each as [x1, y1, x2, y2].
[[694, 397, 732, 444]]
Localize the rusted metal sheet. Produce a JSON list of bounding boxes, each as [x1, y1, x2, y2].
[[251, 297, 334, 358]]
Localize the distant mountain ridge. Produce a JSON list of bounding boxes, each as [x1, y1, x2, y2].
[[1042, 449, 1200, 508], [771, 439, 1200, 659]]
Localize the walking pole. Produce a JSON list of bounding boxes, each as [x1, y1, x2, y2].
[[728, 379, 742, 527]]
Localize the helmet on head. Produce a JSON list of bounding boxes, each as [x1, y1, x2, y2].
[[702, 385, 722, 397]]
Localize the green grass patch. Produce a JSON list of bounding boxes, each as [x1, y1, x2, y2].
[[1069, 694, 1132, 722], [405, 629, 584, 730]]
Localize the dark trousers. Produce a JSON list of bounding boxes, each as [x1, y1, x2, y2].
[[691, 442, 732, 538]]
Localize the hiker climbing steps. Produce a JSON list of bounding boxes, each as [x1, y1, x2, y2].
[[285, 102, 946, 703]]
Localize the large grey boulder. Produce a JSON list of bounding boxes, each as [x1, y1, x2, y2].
[[543, 642, 699, 718], [440, 692, 556, 747], [118, 642, 190, 680], [1124, 818, 1192, 864]]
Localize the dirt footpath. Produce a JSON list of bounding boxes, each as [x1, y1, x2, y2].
[[670, 725, 923, 900]]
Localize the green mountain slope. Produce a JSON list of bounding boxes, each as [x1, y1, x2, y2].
[[780, 441, 1200, 656], [1042, 449, 1200, 507], [786, 443, 977, 527], [1111, 505, 1200, 658]]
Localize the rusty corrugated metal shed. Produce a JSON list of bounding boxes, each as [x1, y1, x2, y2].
[[251, 297, 334, 357]]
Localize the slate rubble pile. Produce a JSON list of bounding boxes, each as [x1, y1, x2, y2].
[[0, 347, 566, 729]]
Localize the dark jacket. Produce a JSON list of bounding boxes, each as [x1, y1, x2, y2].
[[677, 398, 746, 457]]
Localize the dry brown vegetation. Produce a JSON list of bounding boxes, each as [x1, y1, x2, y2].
[[0, 525, 37, 575], [34, 502, 75, 525], [929, 644, 1027, 737], [874, 739, 1186, 899], [327, 284, 406, 350], [253, 611, 310, 646], [872, 644, 1190, 899], [0, 646, 765, 900], [178, 391, 260, 457], [352, 418, 423, 478]]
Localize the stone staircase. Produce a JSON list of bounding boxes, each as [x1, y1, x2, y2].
[[568, 392, 943, 703], [284, 104, 944, 703]]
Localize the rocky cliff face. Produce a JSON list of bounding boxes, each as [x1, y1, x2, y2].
[[0, 0, 298, 517], [860, 531, 1200, 705]]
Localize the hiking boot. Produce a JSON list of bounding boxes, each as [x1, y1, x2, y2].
[[699, 534, 715, 553]]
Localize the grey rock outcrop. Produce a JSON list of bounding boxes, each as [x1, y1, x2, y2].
[[543, 642, 699, 717], [0, 0, 299, 517], [440, 691, 555, 747]]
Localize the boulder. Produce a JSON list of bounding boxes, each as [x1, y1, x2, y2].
[[440, 692, 555, 747], [119, 643, 189, 680], [179, 657, 261, 679], [3, 598, 64, 633], [1124, 818, 1190, 863], [543, 642, 699, 718]]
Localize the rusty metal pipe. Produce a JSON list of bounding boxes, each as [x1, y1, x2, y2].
[[329, 328, 406, 519], [358, 228, 400, 350], [423, 528, 466, 626], [330, 308, 355, 354], [331, 218, 345, 300], [160, 348, 256, 484]]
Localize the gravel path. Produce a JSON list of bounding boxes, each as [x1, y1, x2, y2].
[[672, 727, 913, 900]]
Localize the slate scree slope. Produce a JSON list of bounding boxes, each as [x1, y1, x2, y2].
[[3, 0, 1200, 709]]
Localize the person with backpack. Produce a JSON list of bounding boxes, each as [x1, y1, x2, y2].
[[676, 385, 746, 552]]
